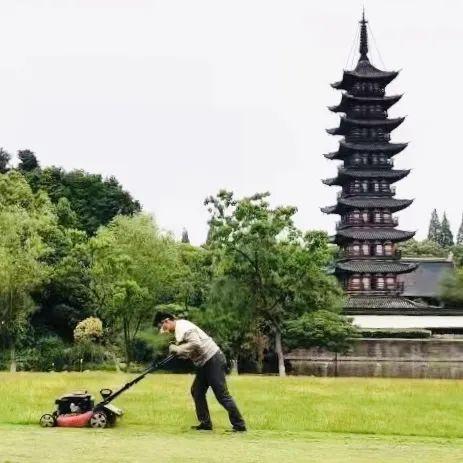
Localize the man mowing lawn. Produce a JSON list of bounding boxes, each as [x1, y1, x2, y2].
[[154, 312, 247, 432]]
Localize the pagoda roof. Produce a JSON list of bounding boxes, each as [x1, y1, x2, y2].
[[336, 260, 417, 274], [329, 92, 402, 113], [321, 197, 413, 214], [332, 59, 399, 91], [333, 227, 416, 243], [322, 168, 410, 186], [344, 296, 424, 310], [327, 116, 405, 136], [324, 140, 408, 160]]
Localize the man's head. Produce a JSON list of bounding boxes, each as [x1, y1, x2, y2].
[[153, 311, 176, 333]]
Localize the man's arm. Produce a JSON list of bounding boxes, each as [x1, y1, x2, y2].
[[169, 329, 201, 358]]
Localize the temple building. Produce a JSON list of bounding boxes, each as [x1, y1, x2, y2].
[[322, 13, 422, 314]]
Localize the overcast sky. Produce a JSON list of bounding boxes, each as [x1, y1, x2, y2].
[[1, 0, 461, 244]]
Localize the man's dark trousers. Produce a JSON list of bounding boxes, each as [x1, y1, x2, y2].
[[191, 351, 245, 429]]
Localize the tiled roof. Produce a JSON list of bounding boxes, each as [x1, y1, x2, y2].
[[344, 296, 423, 310], [327, 116, 405, 136], [323, 168, 410, 186], [336, 260, 417, 274], [321, 197, 413, 214], [334, 228, 415, 242]]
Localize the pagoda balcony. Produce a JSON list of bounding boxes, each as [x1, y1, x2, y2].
[[339, 249, 402, 259], [338, 186, 396, 198], [346, 283, 404, 296], [336, 217, 399, 228], [345, 159, 394, 169]]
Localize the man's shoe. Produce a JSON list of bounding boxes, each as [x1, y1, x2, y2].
[[230, 426, 247, 432], [191, 423, 213, 431]]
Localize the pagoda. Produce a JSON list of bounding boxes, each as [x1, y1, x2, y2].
[[322, 13, 419, 313]]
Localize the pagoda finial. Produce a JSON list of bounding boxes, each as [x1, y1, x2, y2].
[[359, 8, 369, 61]]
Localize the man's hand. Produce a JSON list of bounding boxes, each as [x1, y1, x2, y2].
[[168, 344, 180, 355]]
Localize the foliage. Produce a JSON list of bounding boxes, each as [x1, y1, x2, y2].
[[440, 267, 463, 306], [457, 214, 463, 246], [0, 172, 53, 371], [399, 239, 447, 258], [439, 213, 454, 248], [24, 166, 141, 235], [17, 150, 39, 172], [74, 316, 103, 343], [0, 148, 10, 174], [284, 310, 359, 352], [427, 209, 441, 243], [205, 190, 349, 375], [89, 214, 178, 366]]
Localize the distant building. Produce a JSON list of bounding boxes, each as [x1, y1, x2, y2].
[[322, 13, 463, 332]]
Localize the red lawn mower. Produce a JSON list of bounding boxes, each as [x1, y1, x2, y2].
[[39, 355, 174, 429]]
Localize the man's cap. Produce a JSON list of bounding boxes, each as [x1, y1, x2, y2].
[[153, 311, 175, 326]]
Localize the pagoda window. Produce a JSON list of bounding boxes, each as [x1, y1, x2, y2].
[[386, 274, 396, 290], [351, 210, 361, 223], [380, 181, 389, 192], [372, 180, 380, 192], [383, 210, 392, 222], [371, 154, 379, 165], [350, 128, 361, 140], [361, 242, 370, 256], [361, 274, 371, 290], [351, 180, 361, 193], [361, 153, 368, 165], [352, 153, 361, 166], [373, 211, 382, 223], [375, 242, 384, 256], [351, 242, 360, 256], [361, 180, 369, 192], [379, 154, 387, 165], [375, 275, 385, 290], [349, 274, 361, 291], [362, 210, 369, 223], [384, 242, 393, 256]]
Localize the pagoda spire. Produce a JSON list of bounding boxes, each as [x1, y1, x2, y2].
[[359, 9, 369, 61]]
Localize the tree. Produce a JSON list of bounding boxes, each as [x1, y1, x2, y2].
[[427, 209, 441, 243], [89, 214, 177, 366], [457, 214, 463, 246], [17, 150, 39, 172], [205, 190, 349, 376], [0, 148, 11, 174], [439, 213, 454, 248], [25, 166, 141, 235], [181, 228, 190, 244], [440, 268, 463, 307], [399, 239, 447, 258], [0, 172, 53, 371]]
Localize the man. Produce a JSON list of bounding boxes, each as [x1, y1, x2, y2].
[[154, 311, 246, 432]]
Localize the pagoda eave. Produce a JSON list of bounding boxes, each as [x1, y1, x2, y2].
[[335, 260, 418, 274], [333, 228, 416, 243]]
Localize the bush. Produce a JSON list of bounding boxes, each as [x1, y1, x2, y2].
[[74, 317, 103, 343], [284, 310, 360, 353], [360, 328, 432, 339]]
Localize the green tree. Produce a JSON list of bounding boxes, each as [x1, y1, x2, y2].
[[427, 209, 441, 243], [17, 150, 39, 172], [25, 166, 141, 235], [181, 228, 190, 244], [456, 214, 463, 246], [439, 213, 454, 248], [89, 214, 177, 366], [205, 191, 348, 376], [0, 172, 53, 371], [399, 239, 447, 258], [440, 268, 463, 307], [0, 148, 11, 174]]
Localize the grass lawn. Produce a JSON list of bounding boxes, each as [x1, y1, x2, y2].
[[1, 372, 463, 462]]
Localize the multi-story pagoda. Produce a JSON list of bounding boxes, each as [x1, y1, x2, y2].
[[322, 13, 419, 313]]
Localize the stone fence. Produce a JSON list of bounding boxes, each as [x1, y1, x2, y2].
[[285, 338, 463, 379]]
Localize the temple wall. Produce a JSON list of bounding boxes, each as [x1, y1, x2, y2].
[[286, 338, 463, 379]]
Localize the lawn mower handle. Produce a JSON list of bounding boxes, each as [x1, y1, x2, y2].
[[98, 354, 176, 406]]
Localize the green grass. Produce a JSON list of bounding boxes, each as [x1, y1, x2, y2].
[[1, 372, 463, 462]]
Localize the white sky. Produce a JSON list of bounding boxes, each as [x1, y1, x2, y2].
[[0, 0, 462, 244]]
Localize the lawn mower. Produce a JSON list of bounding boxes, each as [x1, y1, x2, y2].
[[39, 355, 174, 429]]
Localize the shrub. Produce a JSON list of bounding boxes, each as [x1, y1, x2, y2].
[[360, 328, 432, 339], [74, 317, 103, 343]]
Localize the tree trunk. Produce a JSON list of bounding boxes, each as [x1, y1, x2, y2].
[[275, 329, 286, 377], [9, 342, 17, 373]]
